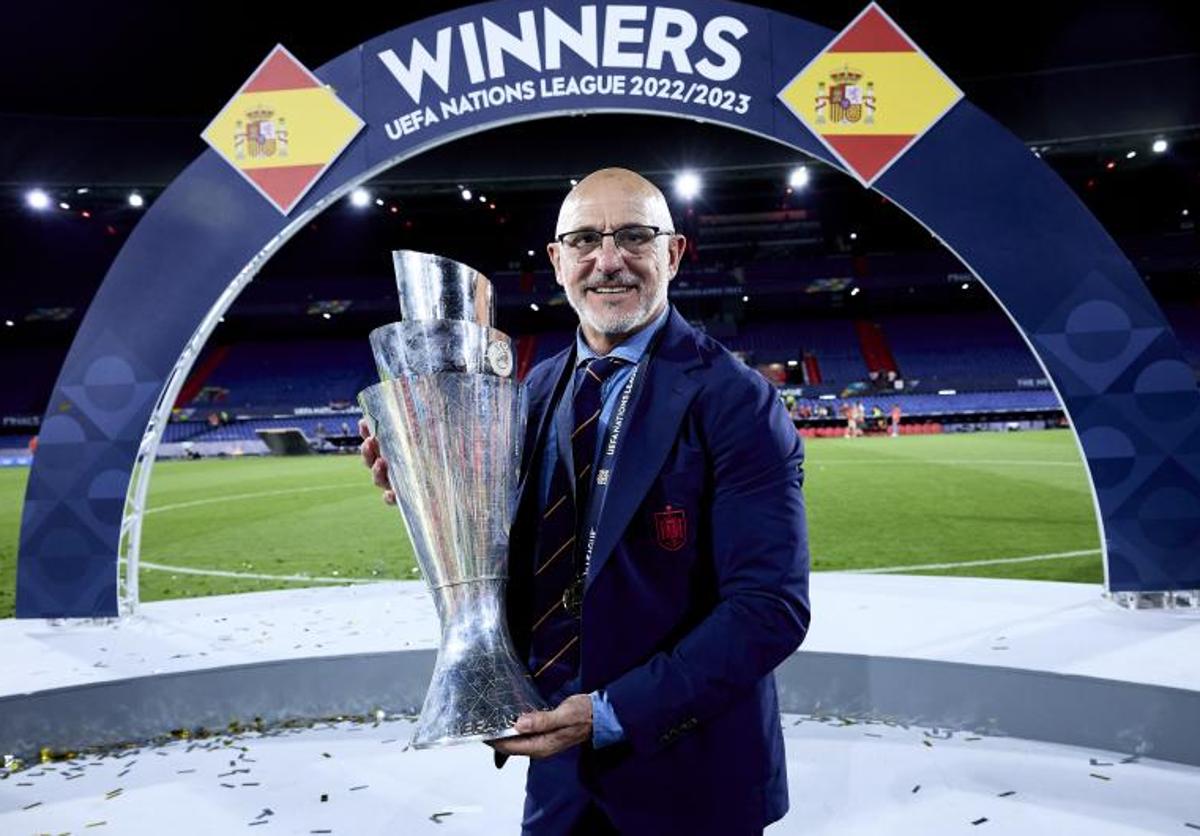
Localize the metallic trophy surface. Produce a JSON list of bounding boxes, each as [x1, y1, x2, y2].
[[358, 251, 546, 748]]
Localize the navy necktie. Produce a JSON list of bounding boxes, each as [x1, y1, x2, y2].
[[527, 355, 625, 698]]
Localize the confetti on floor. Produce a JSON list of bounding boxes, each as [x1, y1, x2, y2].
[[3, 715, 1198, 835]]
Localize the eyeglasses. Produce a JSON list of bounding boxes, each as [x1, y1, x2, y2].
[[555, 225, 673, 255]]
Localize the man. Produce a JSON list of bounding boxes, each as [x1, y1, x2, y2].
[[362, 168, 810, 834]]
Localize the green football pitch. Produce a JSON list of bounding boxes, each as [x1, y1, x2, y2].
[[0, 429, 1103, 618]]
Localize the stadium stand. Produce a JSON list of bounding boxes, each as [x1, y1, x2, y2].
[[1164, 302, 1200, 372], [873, 311, 1043, 389], [521, 330, 574, 369], [784, 390, 1065, 439], [169, 416, 356, 443], [0, 345, 68, 417], [183, 340, 376, 411], [787, 390, 1060, 416], [724, 319, 867, 382], [19, 288, 1190, 462], [0, 434, 34, 451]]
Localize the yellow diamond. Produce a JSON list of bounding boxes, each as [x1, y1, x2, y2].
[[778, 3, 962, 185], [201, 45, 364, 215]]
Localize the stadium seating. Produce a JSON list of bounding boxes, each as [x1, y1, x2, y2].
[[724, 319, 867, 382], [139, 299, 1200, 425], [184, 340, 376, 411], [0, 346, 68, 416], [0, 434, 34, 451], [874, 311, 1043, 388], [787, 389, 1059, 417], [166, 416, 358, 444], [1164, 303, 1200, 371]]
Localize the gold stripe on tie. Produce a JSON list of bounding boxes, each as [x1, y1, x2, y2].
[[531, 598, 562, 632], [534, 635, 579, 678], [542, 493, 568, 519], [586, 365, 604, 382], [571, 409, 601, 439], [535, 536, 575, 576], [575, 463, 591, 482]]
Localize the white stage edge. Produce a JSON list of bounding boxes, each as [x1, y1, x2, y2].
[[3, 574, 1198, 698]]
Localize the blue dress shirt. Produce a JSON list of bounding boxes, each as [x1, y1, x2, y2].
[[537, 304, 670, 748]]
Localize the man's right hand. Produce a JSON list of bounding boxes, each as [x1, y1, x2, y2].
[[358, 417, 396, 505]]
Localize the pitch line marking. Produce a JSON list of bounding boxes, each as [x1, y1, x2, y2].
[[836, 548, 1102, 574], [134, 548, 1102, 585], [143, 483, 362, 516], [135, 560, 382, 585]]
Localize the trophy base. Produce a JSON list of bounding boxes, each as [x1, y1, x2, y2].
[[411, 578, 547, 749], [410, 724, 526, 751]]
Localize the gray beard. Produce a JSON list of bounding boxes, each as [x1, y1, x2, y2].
[[571, 285, 664, 338]]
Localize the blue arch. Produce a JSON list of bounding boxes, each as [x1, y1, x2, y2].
[[18, 0, 1200, 616]]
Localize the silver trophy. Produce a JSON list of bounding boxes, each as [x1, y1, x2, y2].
[[358, 251, 547, 748]]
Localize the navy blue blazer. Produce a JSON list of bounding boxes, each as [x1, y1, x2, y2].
[[506, 307, 811, 834]]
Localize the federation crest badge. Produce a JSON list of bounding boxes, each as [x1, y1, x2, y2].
[[654, 505, 687, 551], [235, 106, 289, 160], [815, 67, 876, 125], [486, 340, 514, 377]]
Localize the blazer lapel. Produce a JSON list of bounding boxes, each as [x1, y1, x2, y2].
[[584, 309, 704, 589]]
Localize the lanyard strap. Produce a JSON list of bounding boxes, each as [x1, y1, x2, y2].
[[574, 321, 667, 581]]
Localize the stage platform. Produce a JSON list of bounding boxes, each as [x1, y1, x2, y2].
[[3, 574, 1199, 832], [6, 574, 1199, 698], [4, 713, 1199, 835]]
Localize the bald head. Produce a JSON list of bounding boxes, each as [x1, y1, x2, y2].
[[545, 166, 686, 353], [555, 168, 675, 236]]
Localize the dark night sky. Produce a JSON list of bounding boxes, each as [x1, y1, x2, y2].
[[1, 2, 1192, 118]]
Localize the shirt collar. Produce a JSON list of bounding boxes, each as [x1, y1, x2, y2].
[[575, 304, 671, 368]]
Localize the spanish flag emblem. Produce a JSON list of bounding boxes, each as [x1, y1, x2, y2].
[[778, 3, 962, 187], [202, 45, 364, 215]]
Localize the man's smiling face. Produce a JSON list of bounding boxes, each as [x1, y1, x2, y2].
[[548, 169, 686, 352]]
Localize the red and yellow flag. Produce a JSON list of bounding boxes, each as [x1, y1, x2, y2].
[[202, 45, 364, 215], [778, 3, 962, 187]]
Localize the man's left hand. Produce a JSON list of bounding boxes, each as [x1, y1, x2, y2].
[[487, 694, 592, 759]]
